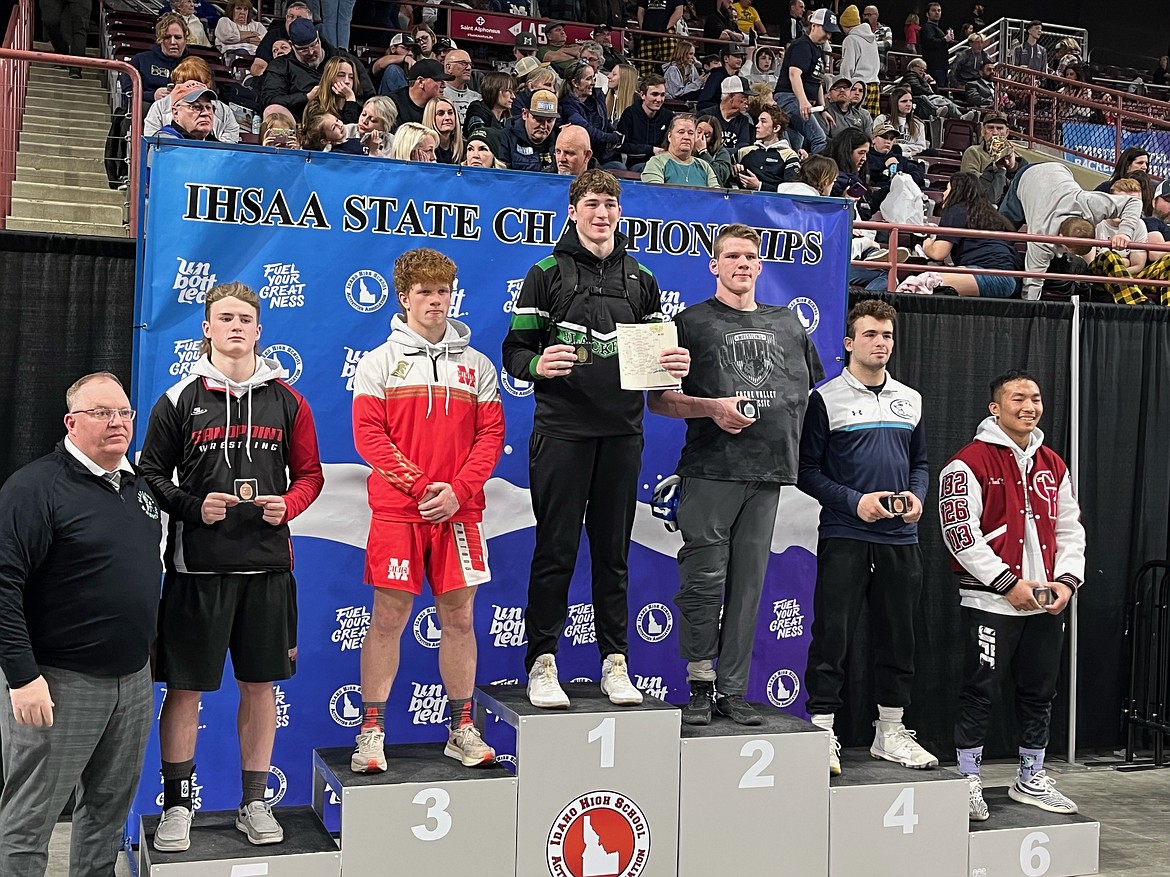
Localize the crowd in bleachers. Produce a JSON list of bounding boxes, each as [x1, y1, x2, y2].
[[93, 0, 1170, 303]]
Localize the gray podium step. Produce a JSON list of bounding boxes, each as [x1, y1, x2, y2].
[[968, 787, 1100, 877], [139, 806, 340, 876]]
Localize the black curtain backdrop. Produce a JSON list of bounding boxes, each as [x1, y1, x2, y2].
[[0, 232, 136, 483]]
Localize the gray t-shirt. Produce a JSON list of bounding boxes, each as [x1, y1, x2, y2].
[[674, 296, 825, 483]]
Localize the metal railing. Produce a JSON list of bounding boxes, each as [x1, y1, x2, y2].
[[948, 17, 1088, 70], [1, 0, 145, 235], [1123, 562, 1170, 769]]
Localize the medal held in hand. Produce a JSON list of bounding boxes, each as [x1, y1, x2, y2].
[[234, 478, 258, 502]]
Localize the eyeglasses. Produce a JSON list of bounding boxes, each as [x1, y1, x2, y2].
[[184, 102, 215, 116], [447, 58, 472, 67], [71, 407, 136, 421]]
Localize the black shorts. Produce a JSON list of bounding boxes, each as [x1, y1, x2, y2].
[[156, 571, 297, 691]]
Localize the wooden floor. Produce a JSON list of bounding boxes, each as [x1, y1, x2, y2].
[[47, 756, 1169, 876]]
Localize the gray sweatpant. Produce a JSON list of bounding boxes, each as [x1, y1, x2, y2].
[[39, 0, 92, 59], [673, 477, 781, 696], [0, 662, 153, 877]]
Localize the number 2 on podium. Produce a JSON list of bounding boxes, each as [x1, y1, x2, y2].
[[588, 717, 616, 768]]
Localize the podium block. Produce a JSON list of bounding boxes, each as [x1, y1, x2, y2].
[[677, 707, 829, 877], [476, 683, 681, 877], [828, 750, 969, 877], [311, 743, 517, 876], [139, 807, 340, 877], [968, 788, 1100, 877]]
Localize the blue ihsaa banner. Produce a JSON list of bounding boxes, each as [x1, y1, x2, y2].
[[130, 140, 850, 833]]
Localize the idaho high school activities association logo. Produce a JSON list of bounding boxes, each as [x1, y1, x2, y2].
[[329, 684, 364, 727], [767, 669, 801, 709], [345, 269, 390, 313], [413, 606, 443, 648], [635, 603, 672, 644], [547, 791, 650, 877], [262, 343, 303, 385]]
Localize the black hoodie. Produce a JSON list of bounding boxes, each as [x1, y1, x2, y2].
[[502, 223, 662, 438]]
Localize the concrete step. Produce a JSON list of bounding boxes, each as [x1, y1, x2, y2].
[[16, 165, 111, 187], [2, 216, 126, 238], [19, 133, 108, 153], [23, 90, 109, 112], [26, 83, 107, 101], [9, 195, 124, 225], [29, 69, 106, 86], [12, 179, 125, 206], [24, 105, 112, 124], [17, 151, 107, 173]]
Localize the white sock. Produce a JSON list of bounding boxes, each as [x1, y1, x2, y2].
[[810, 713, 835, 732], [877, 705, 904, 726]]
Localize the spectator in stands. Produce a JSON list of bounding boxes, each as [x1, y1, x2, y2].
[[824, 78, 874, 139], [560, 62, 625, 167], [713, 75, 756, 155], [774, 8, 837, 155], [696, 114, 733, 186], [538, 22, 584, 75], [1151, 56, 1169, 88], [704, 0, 745, 46], [1095, 148, 1150, 193], [961, 129, 1018, 204], [744, 47, 779, 90], [866, 122, 925, 211], [1000, 161, 1145, 300], [641, 114, 718, 187], [304, 56, 363, 124], [1051, 38, 1082, 78], [261, 18, 374, 120], [967, 2, 985, 31], [375, 34, 416, 96], [577, 41, 606, 92], [146, 58, 241, 142], [732, 0, 767, 41], [490, 89, 560, 172], [555, 125, 596, 176], [463, 129, 504, 168], [391, 122, 439, 161], [901, 56, 968, 119], [441, 49, 480, 127], [840, 5, 881, 117], [317, 0, 356, 53], [636, 0, 685, 77], [1094, 179, 1150, 271], [347, 95, 396, 156], [1140, 177, 1170, 244], [157, 80, 220, 140], [464, 72, 515, 137], [1070, 211, 1170, 306], [260, 113, 299, 147], [919, 1, 953, 86], [617, 74, 672, 171], [512, 63, 558, 118], [1011, 21, 1046, 73], [172, 0, 212, 48], [251, 1, 311, 80], [777, 152, 837, 196], [605, 64, 639, 123], [215, 0, 267, 58], [40, 0, 90, 76], [513, 32, 538, 71], [828, 127, 873, 218], [964, 59, 995, 108], [874, 88, 926, 158], [1056, 66, 1096, 122], [696, 43, 746, 115], [592, 24, 631, 72], [664, 40, 704, 100], [412, 24, 438, 61], [302, 110, 364, 151], [780, 0, 806, 50], [423, 96, 464, 163], [921, 172, 1022, 296], [953, 32, 988, 85], [129, 13, 191, 104], [736, 104, 800, 191], [385, 59, 453, 130], [863, 7, 893, 72], [903, 12, 920, 54]]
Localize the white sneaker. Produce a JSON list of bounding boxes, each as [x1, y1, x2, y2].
[[601, 654, 643, 705], [153, 806, 193, 852], [1009, 770, 1078, 814], [235, 801, 283, 845], [870, 721, 939, 769], [445, 723, 496, 767], [527, 654, 570, 709], [967, 774, 990, 821], [351, 725, 387, 773], [829, 732, 842, 777]]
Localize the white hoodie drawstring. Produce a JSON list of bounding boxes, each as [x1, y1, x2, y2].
[[245, 384, 254, 462], [443, 346, 451, 415], [223, 380, 233, 469]]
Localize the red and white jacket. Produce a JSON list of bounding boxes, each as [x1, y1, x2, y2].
[[939, 417, 1085, 614], [352, 315, 505, 524]]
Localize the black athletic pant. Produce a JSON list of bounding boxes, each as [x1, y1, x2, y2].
[[955, 605, 1066, 750], [804, 538, 924, 716], [523, 432, 642, 673]]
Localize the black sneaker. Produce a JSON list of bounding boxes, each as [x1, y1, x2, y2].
[[713, 695, 763, 726], [68, 67, 82, 79], [681, 681, 714, 725]]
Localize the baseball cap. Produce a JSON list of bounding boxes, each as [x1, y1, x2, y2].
[[287, 17, 319, 46], [172, 80, 216, 104], [410, 58, 454, 82], [592, 23, 611, 33], [873, 122, 900, 138], [829, 77, 852, 90], [720, 74, 748, 96], [435, 37, 456, 51], [528, 89, 559, 118], [808, 8, 841, 32], [1155, 180, 1170, 201], [545, 20, 566, 31], [515, 31, 537, 48], [982, 112, 1009, 126], [721, 42, 747, 57], [389, 32, 417, 48], [514, 55, 543, 78]]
